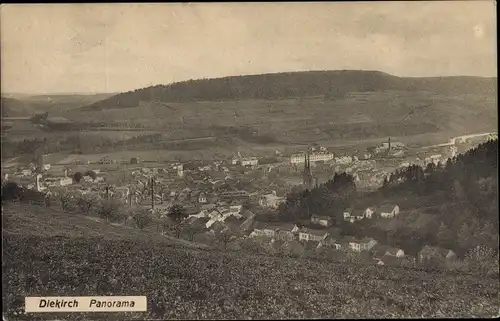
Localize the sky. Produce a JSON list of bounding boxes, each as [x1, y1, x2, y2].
[[1, 2, 497, 94]]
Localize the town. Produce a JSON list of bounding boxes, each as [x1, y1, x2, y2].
[[2, 131, 496, 267]]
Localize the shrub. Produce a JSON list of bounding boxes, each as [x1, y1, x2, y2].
[[133, 210, 153, 230], [73, 172, 83, 183], [84, 170, 97, 180], [76, 193, 99, 215], [97, 199, 122, 222]]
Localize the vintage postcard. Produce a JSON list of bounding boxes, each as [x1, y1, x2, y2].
[[1, 2, 498, 320]]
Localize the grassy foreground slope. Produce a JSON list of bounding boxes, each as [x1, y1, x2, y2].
[[2, 204, 499, 320]]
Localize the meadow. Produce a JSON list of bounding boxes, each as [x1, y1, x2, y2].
[[2, 203, 498, 320]]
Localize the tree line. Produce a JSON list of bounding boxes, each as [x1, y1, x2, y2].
[[380, 139, 498, 257]]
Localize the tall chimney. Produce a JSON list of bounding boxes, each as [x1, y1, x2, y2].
[[388, 137, 391, 152]]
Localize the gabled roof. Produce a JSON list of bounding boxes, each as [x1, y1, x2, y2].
[[360, 237, 376, 243], [379, 205, 398, 212], [420, 245, 455, 258], [379, 254, 400, 266], [386, 247, 403, 256]]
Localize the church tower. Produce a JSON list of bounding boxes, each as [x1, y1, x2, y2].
[[302, 151, 314, 189]]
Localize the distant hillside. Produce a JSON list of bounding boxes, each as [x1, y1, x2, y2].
[[80, 70, 497, 111], [0, 97, 34, 117]]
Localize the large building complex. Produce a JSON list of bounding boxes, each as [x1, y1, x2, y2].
[[290, 150, 334, 164]]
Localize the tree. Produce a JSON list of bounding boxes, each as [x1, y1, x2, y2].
[[73, 172, 83, 183], [1, 182, 22, 201], [76, 193, 99, 215], [167, 204, 186, 223], [59, 191, 75, 212], [84, 170, 97, 180], [97, 199, 121, 222], [133, 210, 153, 230]]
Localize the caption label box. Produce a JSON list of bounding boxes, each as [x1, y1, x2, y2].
[[25, 296, 147, 312]]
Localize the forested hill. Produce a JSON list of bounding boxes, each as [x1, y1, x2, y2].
[[80, 70, 497, 111]]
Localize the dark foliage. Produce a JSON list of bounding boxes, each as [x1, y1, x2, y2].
[[80, 71, 497, 110], [73, 172, 83, 183], [279, 172, 356, 223], [381, 139, 498, 257]]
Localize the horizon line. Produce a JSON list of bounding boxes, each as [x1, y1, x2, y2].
[[2, 69, 497, 96]]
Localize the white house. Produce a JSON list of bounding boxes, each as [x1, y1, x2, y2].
[[364, 207, 375, 219], [241, 158, 258, 166], [348, 240, 362, 252], [343, 208, 353, 220], [348, 237, 378, 252], [298, 228, 329, 242], [379, 205, 400, 219], [198, 193, 207, 204]]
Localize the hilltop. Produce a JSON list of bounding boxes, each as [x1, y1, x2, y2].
[[80, 70, 497, 111]]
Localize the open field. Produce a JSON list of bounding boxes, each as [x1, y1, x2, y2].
[[2, 203, 499, 320], [2, 86, 496, 164]]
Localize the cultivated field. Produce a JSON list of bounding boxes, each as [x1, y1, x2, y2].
[[2, 88, 496, 162], [2, 204, 499, 320]]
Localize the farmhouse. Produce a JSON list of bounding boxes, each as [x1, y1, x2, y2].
[[347, 237, 378, 252], [364, 207, 375, 219], [379, 205, 400, 219], [250, 223, 300, 240], [298, 228, 329, 242]]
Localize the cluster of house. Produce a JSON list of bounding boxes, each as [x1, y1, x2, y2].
[[343, 205, 400, 223], [243, 219, 457, 267]]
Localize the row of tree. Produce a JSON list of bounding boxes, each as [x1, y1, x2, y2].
[[277, 172, 357, 223], [1, 181, 189, 233]]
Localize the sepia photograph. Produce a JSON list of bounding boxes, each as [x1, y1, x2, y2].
[[1, 2, 498, 319]]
